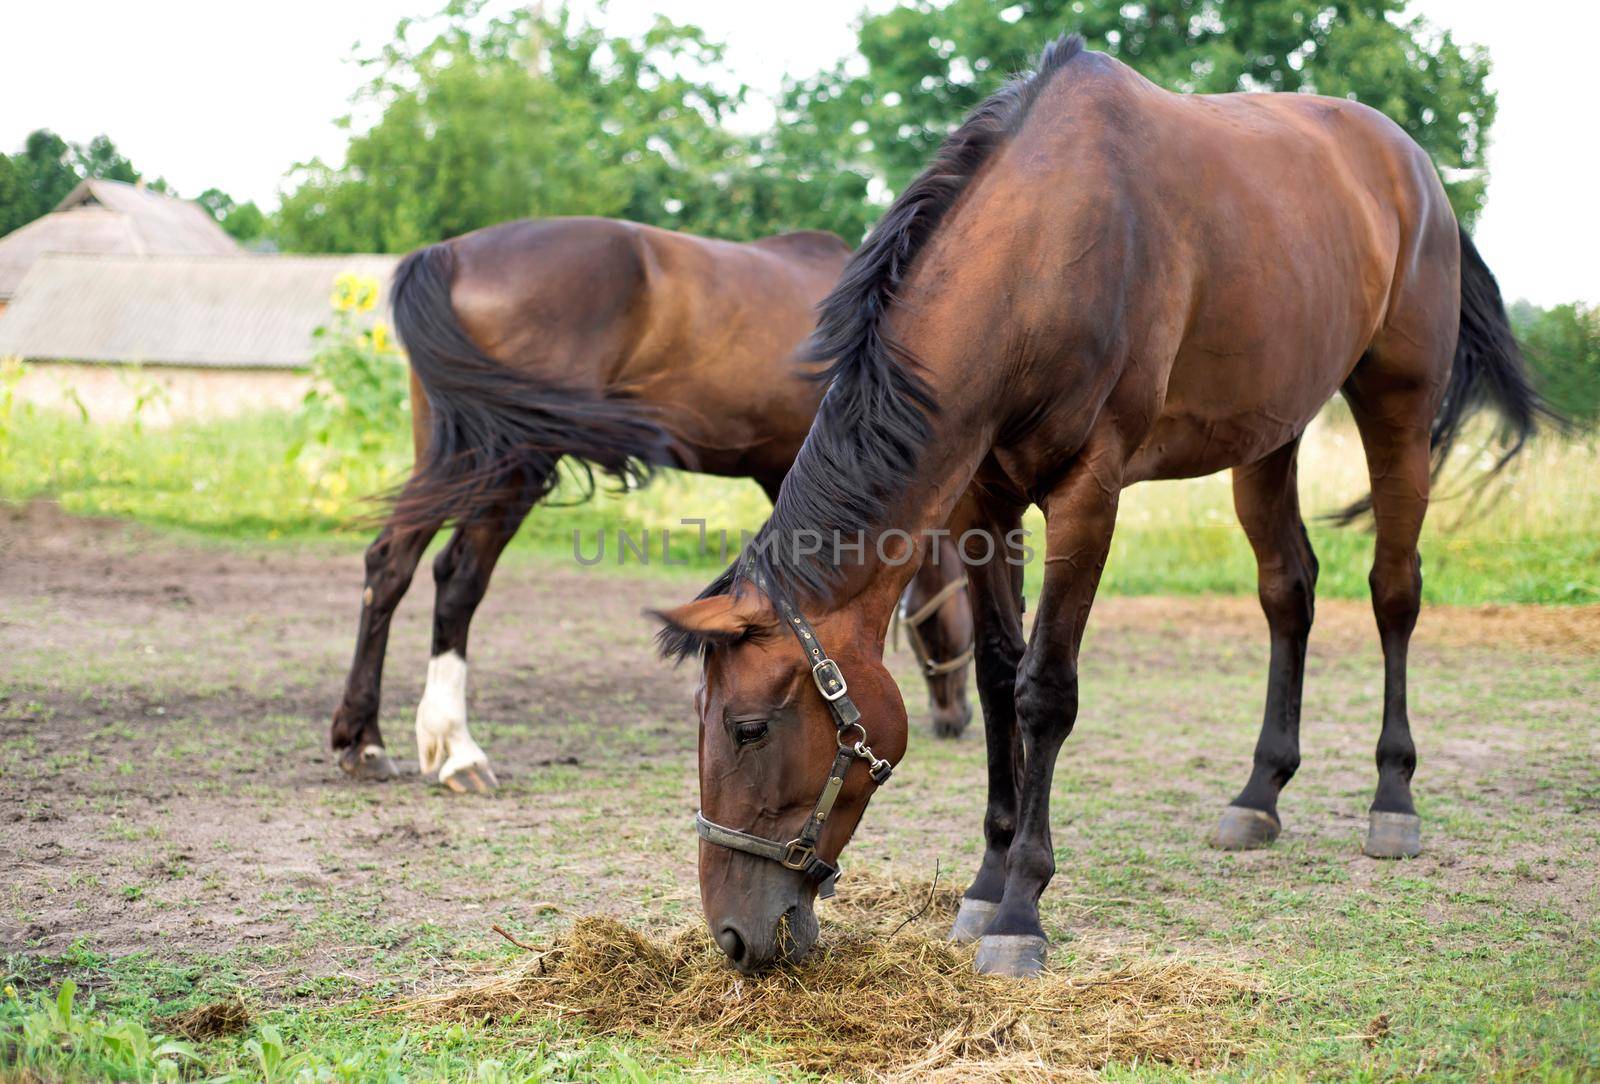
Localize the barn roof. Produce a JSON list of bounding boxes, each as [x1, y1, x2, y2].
[[0, 252, 401, 369], [0, 179, 242, 299]]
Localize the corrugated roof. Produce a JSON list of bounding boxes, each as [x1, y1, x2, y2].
[[0, 179, 241, 298], [0, 252, 401, 369]]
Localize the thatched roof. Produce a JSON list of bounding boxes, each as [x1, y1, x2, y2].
[[0, 179, 241, 299], [0, 252, 401, 369]]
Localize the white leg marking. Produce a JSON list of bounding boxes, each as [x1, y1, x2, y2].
[[415, 651, 490, 781]]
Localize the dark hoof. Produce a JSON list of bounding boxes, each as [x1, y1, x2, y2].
[[339, 743, 398, 782], [1363, 811, 1421, 858], [441, 761, 498, 795], [974, 933, 1048, 977], [1210, 804, 1281, 850], [947, 898, 999, 944]]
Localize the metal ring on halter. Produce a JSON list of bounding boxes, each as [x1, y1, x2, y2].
[[836, 720, 868, 749]]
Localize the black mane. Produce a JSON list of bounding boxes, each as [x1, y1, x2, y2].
[[658, 34, 1086, 662]]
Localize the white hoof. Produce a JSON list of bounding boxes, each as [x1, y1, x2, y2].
[[415, 652, 496, 793]]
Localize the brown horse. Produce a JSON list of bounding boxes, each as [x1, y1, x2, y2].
[[328, 217, 974, 792], [653, 35, 1548, 976]]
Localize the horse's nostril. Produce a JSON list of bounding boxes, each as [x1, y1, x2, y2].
[[715, 926, 746, 964]]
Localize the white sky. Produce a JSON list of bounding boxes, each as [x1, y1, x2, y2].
[[1, 0, 1594, 305]]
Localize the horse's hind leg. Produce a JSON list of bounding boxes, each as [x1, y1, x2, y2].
[[1212, 438, 1318, 849], [1345, 382, 1434, 858], [415, 497, 535, 794], [331, 494, 441, 781]]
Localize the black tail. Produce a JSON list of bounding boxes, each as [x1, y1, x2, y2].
[[1331, 226, 1560, 525], [387, 243, 684, 530]]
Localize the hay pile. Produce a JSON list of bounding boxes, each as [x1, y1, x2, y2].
[[393, 874, 1260, 1081], [152, 995, 250, 1040]]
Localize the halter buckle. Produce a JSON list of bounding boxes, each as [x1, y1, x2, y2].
[[781, 839, 816, 871], [811, 658, 848, 701]]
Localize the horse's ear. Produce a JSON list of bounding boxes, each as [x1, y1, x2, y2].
[[648, 594, 773, 661]]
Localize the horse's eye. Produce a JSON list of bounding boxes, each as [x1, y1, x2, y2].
[[732, 719, 770, 746]]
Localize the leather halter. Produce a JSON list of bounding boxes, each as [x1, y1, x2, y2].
[[896, 574, 974, 677], [693, 570, 895, 900]]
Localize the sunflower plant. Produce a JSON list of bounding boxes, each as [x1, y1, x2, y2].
[[296, 273, 410, 456]]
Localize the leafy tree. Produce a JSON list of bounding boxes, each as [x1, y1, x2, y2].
[[1511, 300, 1600, 428], [801, 0, 1495, 224], [73, 135, 140, 185], [275, 3, 768, 252], [0, 130, 186, 236], [727, 71, 883, 245], [0, 155, 27, 237], [0, 130, 78, 235], [196, 187, 267, 242]]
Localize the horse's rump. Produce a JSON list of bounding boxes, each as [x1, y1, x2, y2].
[[388, 238, 685, 531]]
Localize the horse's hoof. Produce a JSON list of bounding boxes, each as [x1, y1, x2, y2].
[[339, 743, 398, 782], [973, 934, 1048, 978], [1209, 804, 1281, 850], [947, 898, 999, 944], [1363, 811, 1421, 859], [440, 760, 498, 795]]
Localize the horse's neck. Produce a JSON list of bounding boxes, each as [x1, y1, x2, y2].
[[812, 410, 990, 651]]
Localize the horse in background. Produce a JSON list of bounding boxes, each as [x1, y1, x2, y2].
[[329, 216, 976, 792]]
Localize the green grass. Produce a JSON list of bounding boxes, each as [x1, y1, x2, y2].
[[2, 535, 1596, 1079], [4, 402, 1595, 604], [0, 969, 682, 1082]]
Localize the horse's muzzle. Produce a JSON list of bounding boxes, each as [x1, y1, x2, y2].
[[709, 897, 819, 974]]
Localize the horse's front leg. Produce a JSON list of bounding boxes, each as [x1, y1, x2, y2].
[[976, 453, 1120, 978], [947, 505, 1026, 944]]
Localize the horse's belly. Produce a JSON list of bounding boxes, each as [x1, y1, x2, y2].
[[1132, 409, 1305, 482]]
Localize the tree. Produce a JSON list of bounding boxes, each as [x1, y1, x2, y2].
[[1511, 300, 1600, 428], [0, 154, 28, 237], [73, 134, 140, 185], [0, 130, 185, 237], [800, 0, 1495, 224], [196, 187, 267, 242], [1, 130, 78, 234], [274, 3, 769, 253]]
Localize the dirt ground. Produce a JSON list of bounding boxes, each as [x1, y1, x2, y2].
[[2, 500, 1597, 1016]]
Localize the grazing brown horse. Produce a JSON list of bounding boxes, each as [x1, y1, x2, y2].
[[328, 216, 973, 792], [654, 35, 1548, 976]]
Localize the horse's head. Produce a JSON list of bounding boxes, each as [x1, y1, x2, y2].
[[923, 633, 973, 739], [652, 585, 907, 973]]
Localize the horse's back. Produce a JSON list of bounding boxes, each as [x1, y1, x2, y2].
[[431, 215, 837, 480], [439, 216, 841, 395], [626, 225, 843, 479]]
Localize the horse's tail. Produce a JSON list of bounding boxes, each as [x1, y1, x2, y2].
[[1330, 226, 1560, 525], [386, 242, 684, 530]]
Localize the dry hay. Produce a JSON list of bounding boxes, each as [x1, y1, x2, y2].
[[390, 875, 1260, 1081], [151, 995, 251, 1040]]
